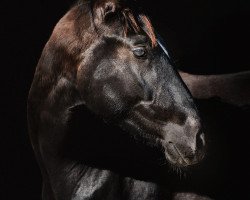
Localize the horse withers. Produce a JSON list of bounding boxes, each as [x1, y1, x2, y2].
[[27, 0, 206, 199]]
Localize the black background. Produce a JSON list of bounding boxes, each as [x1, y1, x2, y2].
[[2, 0, 250, 199]]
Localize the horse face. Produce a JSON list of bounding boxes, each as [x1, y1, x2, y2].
[[77, 1, 205, 168]]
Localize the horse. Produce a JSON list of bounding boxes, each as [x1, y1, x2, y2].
[[27, 0, 206, 199]]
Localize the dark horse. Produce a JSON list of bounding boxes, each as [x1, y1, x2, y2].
[[27, 0, 206, 199]]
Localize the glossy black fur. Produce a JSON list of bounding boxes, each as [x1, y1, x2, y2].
[[27, 0, 206, 199]]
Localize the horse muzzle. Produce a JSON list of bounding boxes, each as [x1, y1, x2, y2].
[[163, 129, 206, 167], [121, 101, 206, 168]]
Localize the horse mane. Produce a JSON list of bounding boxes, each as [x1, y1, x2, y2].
[[121, 9, 157, 47]]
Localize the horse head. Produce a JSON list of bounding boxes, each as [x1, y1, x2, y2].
[[28, 0, 206, 177], [74, 0, 206, 167]]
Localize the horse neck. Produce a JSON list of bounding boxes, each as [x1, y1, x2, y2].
[[69, 166, 170, 200], [37, 102, 171, 199]]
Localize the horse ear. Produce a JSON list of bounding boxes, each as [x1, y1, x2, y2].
[[93, 0, 119, 25]]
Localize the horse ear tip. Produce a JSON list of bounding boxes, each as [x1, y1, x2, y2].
[[104, 1, 117, 15], [94, 0, 119, 24]]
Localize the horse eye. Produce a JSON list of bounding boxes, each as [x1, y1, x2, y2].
[[132, 47, 147, 57]]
